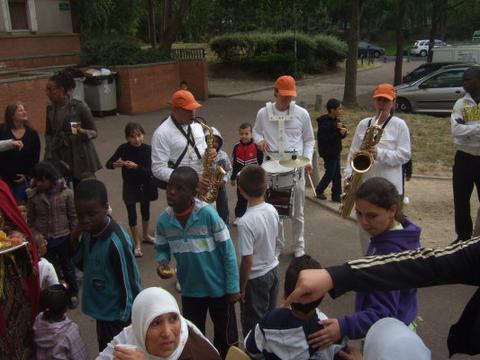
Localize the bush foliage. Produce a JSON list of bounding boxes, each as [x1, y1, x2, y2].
[[209, 32, 347, 76], [80, 37, 170, 67]]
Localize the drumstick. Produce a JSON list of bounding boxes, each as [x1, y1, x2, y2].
[[307, 173, 317, 197]]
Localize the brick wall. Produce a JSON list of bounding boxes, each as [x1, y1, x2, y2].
[[115, 59, 209, 115], [0, 34, 80, 59], [178, 59, 209, 100], [0, 75, 49, 133], [115, 62, 180, 114]]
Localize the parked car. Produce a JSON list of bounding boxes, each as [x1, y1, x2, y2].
[[402, 62, 463, 84], [358, 41, 385, 58], [410, 39, 446, 57], [473, 30, 480, 42], [395, 64, 470, 113]]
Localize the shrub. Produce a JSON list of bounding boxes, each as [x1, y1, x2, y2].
[[313, 34, 348, 68], [209, 32, 347, 75], [80, 37, 170, 67]]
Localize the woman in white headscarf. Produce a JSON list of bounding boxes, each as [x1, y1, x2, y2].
[[338, 317, 431, 360], [97, 287, 221, 360]]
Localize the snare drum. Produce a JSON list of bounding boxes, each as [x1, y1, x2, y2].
[[262, 160, 298, 190], [265, 188, 295, 217]]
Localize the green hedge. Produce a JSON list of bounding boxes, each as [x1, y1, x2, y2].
[[80, 37, 170, 67], [209, 32, 346, 76]]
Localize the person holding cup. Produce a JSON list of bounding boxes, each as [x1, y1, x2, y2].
[[44, 69, 101, 188], [97, 287, 221, 360]]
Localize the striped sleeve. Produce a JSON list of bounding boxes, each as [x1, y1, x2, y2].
[[328, 237, 480, 298]]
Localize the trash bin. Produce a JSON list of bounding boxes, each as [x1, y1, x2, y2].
[[72, 77, 85, 102], [84, 73, 117, 113]]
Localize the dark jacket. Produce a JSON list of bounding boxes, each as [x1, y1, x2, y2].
[[339, 219, 420, 339], [106, 143, 157, 204], [316, 114, 346, 159], [44, 99, 102, 179], [0, 124, 40, 183], [328, 236, 480, 356]]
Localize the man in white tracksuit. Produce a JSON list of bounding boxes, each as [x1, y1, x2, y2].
[[253, 75, 315, 257]]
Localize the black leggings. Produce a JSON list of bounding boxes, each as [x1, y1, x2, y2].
[[125, 201, 150, 227]]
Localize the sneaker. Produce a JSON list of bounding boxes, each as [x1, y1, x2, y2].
[[315, 193, 327, 200], [69, 296, 79, 309], [176, 280, 182, 293], [294, 248, 305, 258], [233, 217, 241, 226], [134, 248, 143, 257]]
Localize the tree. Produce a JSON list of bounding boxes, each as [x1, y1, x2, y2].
[[343, 0, 361, 106], [158, 0, 192, 51], [393, 0, 407, 85]]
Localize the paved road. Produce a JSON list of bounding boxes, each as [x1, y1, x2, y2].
[[69, 63, 477, 359]]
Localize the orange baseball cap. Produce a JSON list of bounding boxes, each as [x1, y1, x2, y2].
[[373, 83, 396, 100], [274, 75, 297, 97], [171, 90, 202, 110]]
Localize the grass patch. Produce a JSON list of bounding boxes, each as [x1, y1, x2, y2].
[[312, 109, 454, 177]]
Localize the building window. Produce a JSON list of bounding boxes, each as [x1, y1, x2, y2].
[[8, 0, 28, 30]]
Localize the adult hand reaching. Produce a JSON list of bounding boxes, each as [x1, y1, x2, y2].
[[282, 269, 333, 307]]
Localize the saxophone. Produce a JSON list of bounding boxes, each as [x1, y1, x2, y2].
[[340, 112, 384, 218], [195, 117, 226, 203]]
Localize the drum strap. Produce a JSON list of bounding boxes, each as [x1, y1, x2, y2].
[[266, 101, 295, 156]]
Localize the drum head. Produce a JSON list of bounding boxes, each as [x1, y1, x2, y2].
[[261, 160, 292, 174]]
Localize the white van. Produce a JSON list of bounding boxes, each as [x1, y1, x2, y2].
[[432, 45, 480, 63], [410, 39, 446, 57]]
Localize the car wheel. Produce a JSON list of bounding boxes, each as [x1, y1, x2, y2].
[[374, 50, 381, 58], [396, 98, 412, 113], [420, 50, 427, 57]]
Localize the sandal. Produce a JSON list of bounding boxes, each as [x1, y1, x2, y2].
[[135, 248, 143, 257], [142, 235, 156, 244]]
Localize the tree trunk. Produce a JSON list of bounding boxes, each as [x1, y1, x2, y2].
[[343, 0, 360, 107], [394, 0, 406, 85], [148, 0, 157, 49], [428, 0, 439, 62], [158, 0, 192, 52]]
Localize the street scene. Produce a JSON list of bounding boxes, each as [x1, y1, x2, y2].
[[1, 1, 480, 360]]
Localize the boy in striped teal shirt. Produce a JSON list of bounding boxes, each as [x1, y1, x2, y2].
[[155, 166, 240, 358]]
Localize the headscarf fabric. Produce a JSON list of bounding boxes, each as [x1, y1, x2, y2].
[[132, 287, 189, 360], [363, 317, 431, 360]]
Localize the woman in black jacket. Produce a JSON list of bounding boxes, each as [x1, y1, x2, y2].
[[0, 102, 40, 203]]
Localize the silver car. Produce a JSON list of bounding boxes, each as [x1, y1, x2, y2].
[[395, 65, 469, 114]]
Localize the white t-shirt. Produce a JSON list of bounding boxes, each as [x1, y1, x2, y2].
[[238, 202, 279, 279], [38, 257, 59, 289]]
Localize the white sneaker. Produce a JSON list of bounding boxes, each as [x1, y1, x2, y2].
[[294, 248, 305, 258], [403, 196, 410, 205], [233, 217, 241, 226], [176, 281, 182, 293]]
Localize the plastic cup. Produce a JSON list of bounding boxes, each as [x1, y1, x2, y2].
[[70, 122, 78, 134], [116, 344, 138, 351]]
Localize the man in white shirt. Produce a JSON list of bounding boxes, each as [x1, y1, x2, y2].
[[151, 90, 210, 191], [451, 66, 480, 242], [253, 75, 315, 258]]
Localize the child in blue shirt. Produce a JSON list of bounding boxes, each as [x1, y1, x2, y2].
[[155, 166, 240, 359], [71, 179, 142, 352]]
